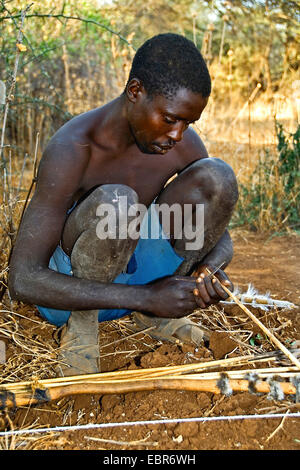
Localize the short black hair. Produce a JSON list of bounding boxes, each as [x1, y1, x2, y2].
[[126, 33, 211, 99]]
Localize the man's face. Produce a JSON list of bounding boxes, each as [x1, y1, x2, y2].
[[128, 87, 209, 155]]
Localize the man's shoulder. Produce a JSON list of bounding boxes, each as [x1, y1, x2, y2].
[[38, 111, 97, 179], [48, 107, 102, 148], [174, 126, 209, 165]]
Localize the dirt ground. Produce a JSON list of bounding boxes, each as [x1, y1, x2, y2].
[[0, 230, 300, 451]]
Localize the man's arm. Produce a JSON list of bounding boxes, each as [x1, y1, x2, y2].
[[8, 139, 148, 311]]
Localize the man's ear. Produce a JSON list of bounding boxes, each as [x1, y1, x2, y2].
[[126, 78, 145, 103]]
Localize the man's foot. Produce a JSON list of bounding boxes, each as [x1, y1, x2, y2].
[[131, 312, 210, 346], [56, 311, 100, 377]]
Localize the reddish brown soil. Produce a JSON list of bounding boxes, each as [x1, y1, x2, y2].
[[1, 231, 300, 450]]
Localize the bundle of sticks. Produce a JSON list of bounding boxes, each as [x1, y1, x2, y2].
[[0, 350, 299, 409]]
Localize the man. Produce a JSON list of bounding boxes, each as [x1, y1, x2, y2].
[[8, 33, 238, 376]]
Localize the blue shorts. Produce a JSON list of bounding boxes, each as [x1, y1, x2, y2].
[[36, 206, 184, 326]]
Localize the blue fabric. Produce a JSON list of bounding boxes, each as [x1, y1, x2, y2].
[[36, 206, 184, 326]]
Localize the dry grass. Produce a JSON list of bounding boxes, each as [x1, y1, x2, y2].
[[0, 306, 59, 383]]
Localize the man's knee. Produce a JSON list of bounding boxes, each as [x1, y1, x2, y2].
[[184, 157, 239, 210], [70, 184, 139, 227], [93, 184, 138, 205], [62, 184, 139, 254], [80, 184, 138, 212]]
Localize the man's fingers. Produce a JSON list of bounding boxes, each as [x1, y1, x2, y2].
[[204, 276, 220, 300], [212, 277, 230, 299], [175, 272, 233, 309], [196, 276, 211, 304], [193, 288, 207, 309], [214, 271, 234, 292]]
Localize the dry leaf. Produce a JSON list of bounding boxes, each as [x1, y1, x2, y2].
[[16, 43, 27, 52]]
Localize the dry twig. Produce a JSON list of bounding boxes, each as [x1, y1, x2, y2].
[[216, 281, 300, 369], [265, 410, 290, 442]]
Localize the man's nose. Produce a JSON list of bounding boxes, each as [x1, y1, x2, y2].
[[166, 122, 186, 142]]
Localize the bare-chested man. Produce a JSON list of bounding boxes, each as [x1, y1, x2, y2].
[[8, 33, 239, 376]]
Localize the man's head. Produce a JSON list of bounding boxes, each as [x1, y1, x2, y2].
[[125, 33, 211, 155], [127, 33, 211, 100]]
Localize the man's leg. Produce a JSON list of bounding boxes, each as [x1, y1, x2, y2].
[[159, 157, 238, 271], [57, 184, 139, 376], [133, 157, 239, 345]]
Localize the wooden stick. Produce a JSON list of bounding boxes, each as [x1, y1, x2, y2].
[[214, 279, 300, 370], [0, 377, 297, 409]]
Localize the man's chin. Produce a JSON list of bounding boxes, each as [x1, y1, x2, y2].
[[131, 128, 169, 155], [136, 143, 160, 155], [139, 144, 171, 155], [133, 134, 172, 155]]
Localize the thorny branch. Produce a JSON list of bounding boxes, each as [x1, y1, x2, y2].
[[0, 12, 136, 51], [0, 5, 32, 166], [0, 3, 33, 301]]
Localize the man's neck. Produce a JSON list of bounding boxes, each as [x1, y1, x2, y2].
[[92, 94, 135, 153]]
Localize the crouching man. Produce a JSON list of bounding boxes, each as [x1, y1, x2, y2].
[[8, 33, 239, 376]]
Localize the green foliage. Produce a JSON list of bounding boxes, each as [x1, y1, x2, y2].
[[232, 123, 300, 232]]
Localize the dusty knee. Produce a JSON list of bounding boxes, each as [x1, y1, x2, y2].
[[68, 184, 138, 228], [90, 184, 139, 206], [79, 184, 138, 213], [184, 157, 239, 210], [62, 184, 139, 254]]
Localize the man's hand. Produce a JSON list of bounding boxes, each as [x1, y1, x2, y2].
[[147, 276, 199, 318], [192, 264, 234, 309], [147, 267, 233, 318]]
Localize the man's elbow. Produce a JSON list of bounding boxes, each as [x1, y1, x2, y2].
[[8, 269, 24, 301], [8, 267, 34, 302]]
